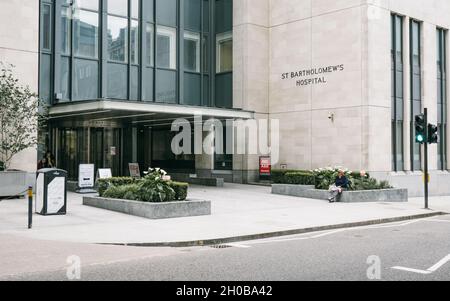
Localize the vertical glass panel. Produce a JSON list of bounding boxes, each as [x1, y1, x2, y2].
[[215, 0, 232, 34], [203, 75, 209, 106], [144, 67, 154, 101], [39, 54, 52, 103], [183, 73, 201, 105], [107, 63, 128, 99], [131, 0, 139, 19], [203, 0, 210, 32], [130, 66, 139, 100], [156, 0, 177, 27], [74, 10, 99, 58], [156, 26, 177, 69], [216, 32, 232, 73], [155, 69, 176, 103], [144, 0, 154, 22], [74, 0, 99, 11], [61, 7, 71, 55], [107, 15, 128, 62], [73, 59, 98, 100], [215, 73, 232, 108], [184, 31, 200, 72], [60, 57, 70, 100], [146, 23, 154, 66], [184, 0, 201, 32], [130, 20, 139, 64], [202, 34, 209, 73], [396, 122, 404, 171], [107, 0, 128, 16], [42, 4, 51, 51]]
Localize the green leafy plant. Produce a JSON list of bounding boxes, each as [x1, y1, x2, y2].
[[103, 184, 140, 200], [0, 63, 48, 170], [99, 171, 189, 202], [170, 181, 189, 201], [0, 161, 4, 172], [312, 167, 354, 190], [271, 169, 312, 184], [284, 172, 316, 185]]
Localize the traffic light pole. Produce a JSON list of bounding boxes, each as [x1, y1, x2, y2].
[[424, 108, 429, 210]]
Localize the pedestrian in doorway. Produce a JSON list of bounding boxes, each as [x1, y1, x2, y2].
[[45, 151, 56, 168]]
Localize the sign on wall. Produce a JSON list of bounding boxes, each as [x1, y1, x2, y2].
[[259, 156, 272, 178], [281, 64, 345, 87], [78, 164, 95, 188], [129, 163, 141, 179]]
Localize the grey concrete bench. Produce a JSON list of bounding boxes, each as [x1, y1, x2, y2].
[[272, 184, 408, 203]]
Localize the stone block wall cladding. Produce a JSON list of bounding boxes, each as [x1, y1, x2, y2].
[[0, 0, 39, 173], [234, 0, 450, 195]]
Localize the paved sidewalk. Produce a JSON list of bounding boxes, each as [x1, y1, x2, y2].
[[0, 184, 448, 245]]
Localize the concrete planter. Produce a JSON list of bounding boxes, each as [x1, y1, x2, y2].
[[272, 184, 408, 203], [0, 171, 28, 197], [172, 174, 224, 187], [83, 196, 211, 219]]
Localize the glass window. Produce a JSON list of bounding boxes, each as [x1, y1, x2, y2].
[[391, 14, 404, 172], [146, 23, 154, 66], [74, 59, 98, 100], [74, 10, 99, 58], [202, 34, 209, 72], [203, 0, 210, 32], [107, 63, 127, 99], [42, 4, 51, 51], [156, 0, 177, 27], [215, 0, 232, 34], [216, 32, 232, 73], [156, 69, 176, 103], [107, 15, 128, 62], [410, 20, 422, 171], [131, 20, 139, 64], [131, 0, 140, 19], [184, 31, 200, 72], [61, 7, 71, 55], [185, 0, 201, 32], [107, 0, 128, 16], [60, 57, 71, 100], [130, 66, 139, 100], [74, 0, 99, 11], [156, 26, 177, 69], [437, 28, 447, 170]]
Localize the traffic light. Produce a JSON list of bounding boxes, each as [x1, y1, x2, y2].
[[415, 114, 426, 144], [428, 124, 439, 144]]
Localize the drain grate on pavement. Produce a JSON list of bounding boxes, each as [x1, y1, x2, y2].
[[209, 244, 233, 249]]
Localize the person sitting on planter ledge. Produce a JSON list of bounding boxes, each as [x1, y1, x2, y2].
[[328, 170, 350, 203]]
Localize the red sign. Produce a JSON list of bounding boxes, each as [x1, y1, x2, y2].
[[259, 157, 271, 176]]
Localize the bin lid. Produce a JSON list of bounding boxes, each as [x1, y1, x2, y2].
[[37, 168, 68, 176]]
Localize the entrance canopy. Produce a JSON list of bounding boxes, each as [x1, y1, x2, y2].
[[49, 100, 254, 127]]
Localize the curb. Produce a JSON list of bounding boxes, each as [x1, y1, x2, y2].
[[100, 211, 447, 248]]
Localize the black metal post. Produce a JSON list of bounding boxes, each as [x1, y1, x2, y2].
[[28, 186, 33, 229], [424, 108, 429, 209]]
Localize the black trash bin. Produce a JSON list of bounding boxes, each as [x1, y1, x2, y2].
[[36, 168, 68, 216]]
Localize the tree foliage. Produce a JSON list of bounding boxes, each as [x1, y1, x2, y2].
[[0, 63, 48, 169]]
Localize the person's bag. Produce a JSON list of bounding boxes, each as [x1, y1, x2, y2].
[[329, 184, 338, 192]]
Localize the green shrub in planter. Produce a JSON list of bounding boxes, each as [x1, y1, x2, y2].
[[98, 177, 137, 197], [271, 169, 311, 184], [284, 172, 316, 185], [0, 161, 4, 172], [170, 181, 189, 201], [103, 184, 140, 200], [136, 173, 175, 203]]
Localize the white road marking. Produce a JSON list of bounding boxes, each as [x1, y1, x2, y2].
[[392, 254, 450, 275], [226, 243, 252, 249], [243, 219, 426, 246], [424, 219, 450, 224]]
